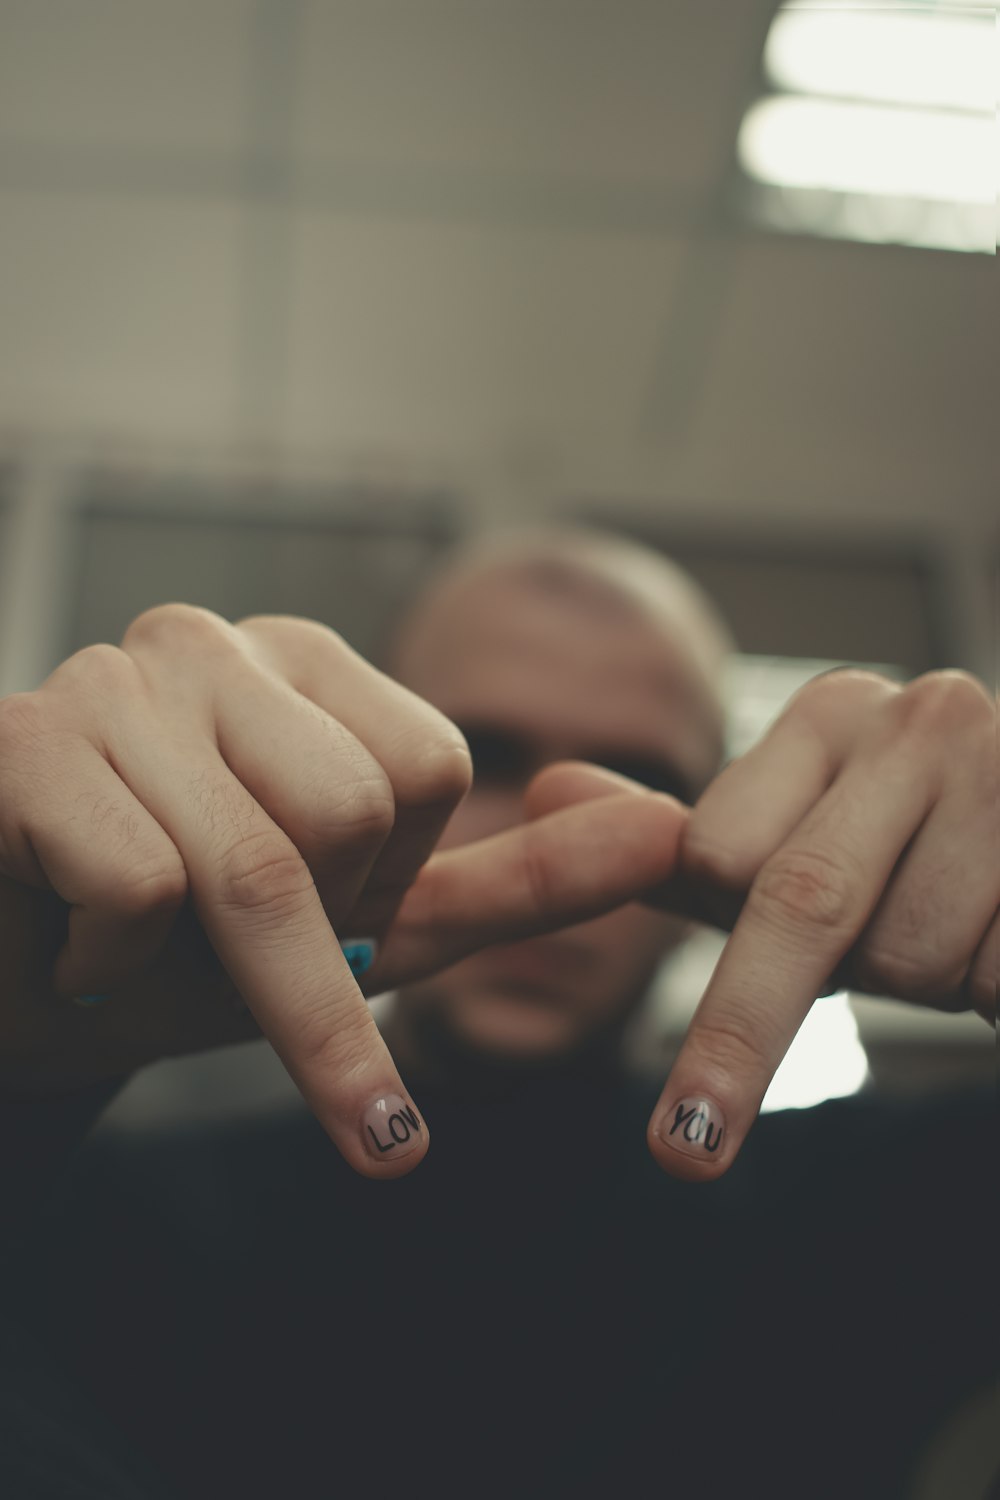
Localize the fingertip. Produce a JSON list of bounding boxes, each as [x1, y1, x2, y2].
[[357, 1133, 430, 1180], [314, 1088, 430, 1181], [647, 1130, 732, 1184]]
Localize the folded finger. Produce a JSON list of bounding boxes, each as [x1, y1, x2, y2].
[[676, 671, 895, 925], [4, 735, 187, 999], [850, 781, 1000, 1006]]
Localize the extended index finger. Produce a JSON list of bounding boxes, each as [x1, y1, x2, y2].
[[647, 747, 934, 1180], [111, 732, 429, 1179]]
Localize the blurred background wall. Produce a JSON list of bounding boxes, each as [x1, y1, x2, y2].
[[0, 0, 994, 1102]]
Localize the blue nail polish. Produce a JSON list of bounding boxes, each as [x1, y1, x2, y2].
[[73, 993, 110, 1007], [340, 939, 378, 979]]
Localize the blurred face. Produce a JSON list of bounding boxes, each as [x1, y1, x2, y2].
[[394, 569, 722, 1062]]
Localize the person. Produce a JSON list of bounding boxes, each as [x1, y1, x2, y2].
[[0, 526, 995, 1500]]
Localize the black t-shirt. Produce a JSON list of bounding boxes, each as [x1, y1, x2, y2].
[[2, 1075, 995, 1500]]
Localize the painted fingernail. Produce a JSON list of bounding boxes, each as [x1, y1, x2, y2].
[[341, 938, 378, 980], [656, 1097, 726, 1159], [72, 993, 110, 1007], [363, 1094, 423, 1161]]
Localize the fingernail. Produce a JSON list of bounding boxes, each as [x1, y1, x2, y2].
[[656, 1096, 726, 1160], [341, 938, 378, 980], [72, 993, 110, 1007], [362, 1094, 423, 1161]]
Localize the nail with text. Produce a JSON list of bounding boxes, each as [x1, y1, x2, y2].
[[363, 1094, 423, 1160], [656, 1097, 726, 1159]]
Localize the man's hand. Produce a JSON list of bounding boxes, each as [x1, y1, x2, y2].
[[0, 605, 687, 1177], [528, 669, 998, 1181]]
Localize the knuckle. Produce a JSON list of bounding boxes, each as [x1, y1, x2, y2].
[[326, 764, 396, 845], [51, 642, 136, 696], [749, 847, 858, 936], [805, 666, 888, 698], [237, 615, 351, 668], [682, 821, 755, 891], [894, 671, 992, 736], [262, 617, 346, 648], [237, 614, 347, 652], [302, 620, 349, 654], [123, 602, 230, 653], [787, 669, 897, 750], [233, 612, 282, 634], [392, 732, 473, 813], [116, 860, 189, 919], [216, 834, 314, 918], [796, 668, 895, 716], [853, 941, 958, 1001]]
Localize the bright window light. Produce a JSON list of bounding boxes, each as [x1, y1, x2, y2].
[[736, 0, 996, 255], [739, 97, 992, 206], [760, 991, 870, 1113], [650, 934, 870, 1113], [764, 9, 993, 113]]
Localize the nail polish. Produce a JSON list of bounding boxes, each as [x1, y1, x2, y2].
[[657, 1097, 726, 1159], [363, 1094, 423, 1160], [341, 938, 378, 980], [72, 993, 110, 1007]]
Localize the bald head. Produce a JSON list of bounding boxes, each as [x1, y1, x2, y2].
[[389, 524, 733, 775]]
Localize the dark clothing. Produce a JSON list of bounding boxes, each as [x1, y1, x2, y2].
[[1, 1076, 995, 1499]]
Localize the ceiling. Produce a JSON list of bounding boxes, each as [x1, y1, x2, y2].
[[0, 0, 993, 538]]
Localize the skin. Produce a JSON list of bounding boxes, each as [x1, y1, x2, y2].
[[388, 535, 998, 1184], [386, 558, 724, 1065], [0, 532, 996, 1184], [646, 661, 998, 1181], [0, 600, 689, 1178]]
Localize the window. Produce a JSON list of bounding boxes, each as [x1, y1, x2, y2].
[[736, 0, 995, 255]]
